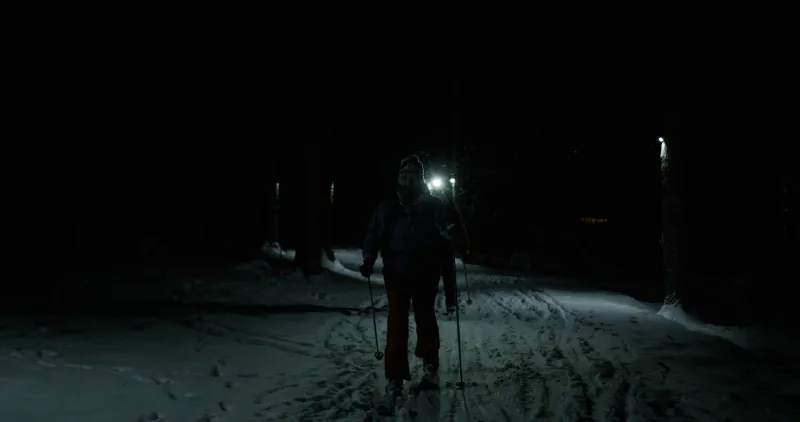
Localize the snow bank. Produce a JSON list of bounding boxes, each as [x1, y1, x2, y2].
[[263, 244, 296, 261], [331, 248, 465, 270], [263, 246, 386, 285], [264, 246, 467, 287], [658, 303, 751, 349], [321, 251, 385, 285]]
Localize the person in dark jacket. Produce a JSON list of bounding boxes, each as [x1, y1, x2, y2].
[[360, 155, 468, 396]]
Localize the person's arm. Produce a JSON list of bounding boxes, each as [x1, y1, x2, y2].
[[362, 201, 387, 266]]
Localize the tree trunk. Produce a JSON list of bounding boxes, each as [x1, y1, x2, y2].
[[734, 113, 753, 292], [320, 128, 335, 263], [662, 0, 688, 307], [267, 113, 280, 247], [661, 136, 688, 307], [297, 141, 323, 275], [322, 179, 335, 262], [296, 49, 323, 275], [238, 112, 264, 260]]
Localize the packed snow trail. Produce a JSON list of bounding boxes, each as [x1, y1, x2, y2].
[[1, 250, 797, 421]]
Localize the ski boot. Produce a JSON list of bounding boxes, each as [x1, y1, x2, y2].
[[375, 379, 404, 416], [418, 358, 440, 390]]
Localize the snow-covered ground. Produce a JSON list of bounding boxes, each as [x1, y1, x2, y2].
[[1, 248, 797, 422]]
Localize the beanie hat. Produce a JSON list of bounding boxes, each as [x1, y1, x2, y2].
[[398, 155, 424, 177]]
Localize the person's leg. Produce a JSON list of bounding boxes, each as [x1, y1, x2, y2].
[[411, 277, 440, 373], [440, 248, 457, 310], [384, 278, 412, 388]]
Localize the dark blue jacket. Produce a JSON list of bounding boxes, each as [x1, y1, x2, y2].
[[363, 192, 467, 278]]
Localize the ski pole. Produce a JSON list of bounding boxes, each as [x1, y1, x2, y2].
[[454, 271, 466, 389], [367, 275, 384, 360]]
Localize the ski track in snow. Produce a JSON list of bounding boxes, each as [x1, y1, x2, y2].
[[440, 284, 622, 422], [271, 278, 664, 422], [2, 261, 798, 422]]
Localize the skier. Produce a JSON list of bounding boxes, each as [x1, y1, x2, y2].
[[360, 154, 469, 404], [414, 207, 460, 315], [438, 188, 465, 315], [440, 236, 459, 314]]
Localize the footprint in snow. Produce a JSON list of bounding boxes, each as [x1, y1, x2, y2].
[[65, 364, 93, 370], [38, 349, 58, 358], [210, 364, 225, 377], [139, 411, 166, 422], [152, 376, 172, 385], [198, 413, 222, 422], [236, 373, 259, 378]]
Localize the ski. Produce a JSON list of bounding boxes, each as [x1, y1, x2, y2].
[[407, 382, 421, 420], [369, 383, 412, 420], [409, 373, 441, 416], [369, 379, 433, 421], [407, 377, 442, 421], [375, 391, 400, 417]]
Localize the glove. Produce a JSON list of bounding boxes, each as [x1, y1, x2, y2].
[[360, 262, 374, 278]]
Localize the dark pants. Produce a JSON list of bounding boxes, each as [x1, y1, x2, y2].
[[384, 273, 440, 381], [440, 249, 457, 308]]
